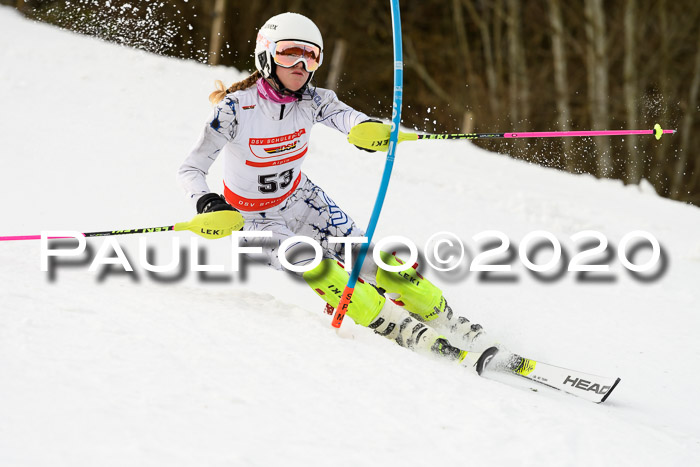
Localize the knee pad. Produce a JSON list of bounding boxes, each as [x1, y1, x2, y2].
[[375, 251, 446, 322], [303, 259, 385, 327]]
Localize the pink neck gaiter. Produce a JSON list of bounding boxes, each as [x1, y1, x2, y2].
[[257, 79, 297, 104]]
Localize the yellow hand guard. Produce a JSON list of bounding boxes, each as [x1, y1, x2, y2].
[[347, 121, 418, 152], [173, 210, 245, 240]]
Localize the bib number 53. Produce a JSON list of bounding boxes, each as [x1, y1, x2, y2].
[[258, 169, 294, 194]]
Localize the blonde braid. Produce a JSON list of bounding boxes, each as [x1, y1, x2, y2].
[[209, 70, 263, 104]]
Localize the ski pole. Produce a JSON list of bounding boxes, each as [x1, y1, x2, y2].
[[331, 0, 404, 329], [349, 122, 676, 152], [0, 210, 244, 242]]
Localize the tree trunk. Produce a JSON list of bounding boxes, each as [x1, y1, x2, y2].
[[507, 0, 519, 126], [674, 27, 700, 197], [584, 0, 612, 177], [404, 35, 453, 104], [623, 0, 641, 184], [494, 0, 504, 92], [548, 0, 574, 171], [464, 0, 501, 117], [517, 11, 530, 127], [652, 0, 670, 186], [507, 0, 529, 127], [325, 39, 347, 92], [208, 0, 227, 66], [452, 0, 477, 114]]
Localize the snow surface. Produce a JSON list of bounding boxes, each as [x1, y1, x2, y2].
[[1, 7, 700, 466]]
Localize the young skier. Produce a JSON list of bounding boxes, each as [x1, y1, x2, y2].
[[178, 12, 492, 371]]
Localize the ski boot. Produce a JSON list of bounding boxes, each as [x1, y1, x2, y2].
[[375, 251, 487, 350], [304, 259, 496, 374]]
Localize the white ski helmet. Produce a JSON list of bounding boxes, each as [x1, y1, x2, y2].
[[254, 12, 324, 95]]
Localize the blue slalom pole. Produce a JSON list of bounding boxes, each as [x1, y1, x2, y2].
[[332, 0, 403, 328]]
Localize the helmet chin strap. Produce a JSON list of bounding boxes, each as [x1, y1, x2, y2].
[[269, 62, 313, 99]]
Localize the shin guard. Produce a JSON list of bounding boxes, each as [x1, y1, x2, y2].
[[303, 259, 385, 327], [375, 251, 447, 322]]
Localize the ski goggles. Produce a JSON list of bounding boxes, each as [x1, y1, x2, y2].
[[273, 40, 323, 72]]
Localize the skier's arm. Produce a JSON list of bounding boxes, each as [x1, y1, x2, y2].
[[177, 96, 239, 206], [312, 89, 371, 135]]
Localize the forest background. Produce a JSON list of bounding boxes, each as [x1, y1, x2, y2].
[[6, 0, 700, 206]]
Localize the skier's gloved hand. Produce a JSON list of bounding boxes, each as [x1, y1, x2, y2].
[[196, 193, 238, 214], [354, 119, 383, 153]]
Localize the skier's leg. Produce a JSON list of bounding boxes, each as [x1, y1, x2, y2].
[[280, 175, 377, 277], [237, 174, 372, 272], [279, 176, 487, 349], [373, 251, 486, 350], [303, 258, 476, 365], [254, 175, 487, 353], [238, 212, 300, 271]]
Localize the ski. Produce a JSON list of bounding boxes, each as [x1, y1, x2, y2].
[[487, 352, 621, 404]]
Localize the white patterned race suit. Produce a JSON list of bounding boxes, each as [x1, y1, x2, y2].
[[178, 84, 374, 275]]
